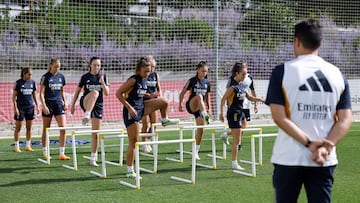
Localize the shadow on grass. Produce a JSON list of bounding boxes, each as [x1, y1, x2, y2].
[[0, 176, 95, 187]]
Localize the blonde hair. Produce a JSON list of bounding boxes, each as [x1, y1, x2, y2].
[[48, 58, 60, 71]]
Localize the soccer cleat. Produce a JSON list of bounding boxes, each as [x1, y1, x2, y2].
[[142, 145, 152, 153], [220, 132, 229, 145], [59, 154, 71, 160], [25, 146, 34, 152], [89, 160, 99, 167], [42, 153, 52, 160], [195, 153, 200, 160], [126, 171, 142, 179], [161, 118, 180, 127], [204, 114, 210, 125], [14, 147, 21, 153], [82, 117, 90, 126], [232, 163, 245, 171], [238, 144, 243, 151]]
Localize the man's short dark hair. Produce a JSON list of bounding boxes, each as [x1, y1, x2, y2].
[[294, 19, 322, 50]]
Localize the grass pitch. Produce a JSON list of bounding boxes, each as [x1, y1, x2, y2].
[[0, 124, 359, 203]]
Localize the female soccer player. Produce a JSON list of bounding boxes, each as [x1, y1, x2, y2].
[[40, 58, 69, 160], [140, 55, 178, 153], [178, 61, 212, 160], [70, 56, 110, 166], [12, 67, 40, 152], [116, 57, 151, 178], [219, 61, 265, 170]]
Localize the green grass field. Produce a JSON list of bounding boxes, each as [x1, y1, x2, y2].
[[0, 124, 359, 203]]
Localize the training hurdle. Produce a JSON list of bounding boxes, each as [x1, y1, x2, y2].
[[209, 127, 263, 161], [37, 126, 92, 165], [119, 139, 196, 190], [87, 131, 156, 178], [61, 128, 125, 171], [166, 124, 226, 170], [233, 133, 277, 177]]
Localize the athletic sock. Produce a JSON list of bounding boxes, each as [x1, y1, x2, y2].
[[60, 147, 65, 155], [127, 166, 134, 173], [15, 141, 20, 148], [196, 145, 200, 153], [84, 111, 91, 119], [26, 140, 31, 147]]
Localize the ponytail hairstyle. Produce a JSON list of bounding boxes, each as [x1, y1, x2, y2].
[[196, 61, 209, 78], [231, 60, 247, 77], [89, 56, 101, 71], [48, 58, 60, 71], [20, 67, 32, 79], [135, 56, 152, 74]]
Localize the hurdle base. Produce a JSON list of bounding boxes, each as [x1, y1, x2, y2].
[[140, 167, 154, 174], [232, 169, 255, 177], [119, 181, 139, 189], [105, 161, 122, 167], [37, 158, 50, 165], [207, 154, 226, 160], [62, 164, 77, 171], [196, 163, 216, 170], [240, 160, 260, 165], [165, 157, 182, 163], [140, 152, 154, 158], [90, 170, 106, 178], [83, 155, 91, 160], [176, 149, 192, 155], [170, 176, 194, 184]]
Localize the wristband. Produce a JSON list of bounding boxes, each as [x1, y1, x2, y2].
[[305, 137, 312, 148]]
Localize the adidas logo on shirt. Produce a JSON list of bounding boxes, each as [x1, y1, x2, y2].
[[299, 70, 332, 92]]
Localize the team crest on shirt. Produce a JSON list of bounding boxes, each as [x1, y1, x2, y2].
[[59, 78, 62, 83]]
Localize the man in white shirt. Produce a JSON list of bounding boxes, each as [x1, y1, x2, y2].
[[265, 19, 352, 203]]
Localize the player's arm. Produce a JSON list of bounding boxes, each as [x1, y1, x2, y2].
[[101, 74, 110, 96], [156, 73, 163, 97], [32, 88, 40, 115], [245, 90, 264, 103], [219, 87, 233, 122], [115, 78, 137, 117], [12, 85, 19, 115], [178, 81, 190, 112], [60, 86, 68, 111], [70, 86, 82, 115]]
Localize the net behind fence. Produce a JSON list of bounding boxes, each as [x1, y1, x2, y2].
[[1, 0, 359, 132]]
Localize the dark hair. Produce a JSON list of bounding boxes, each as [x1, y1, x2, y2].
[[231, 61, 247, 77], [196, 61, 208, 69], [89, 56, 101, 70], [21, 67, 32, 78], [89, 56, 101, 65], [294, 19, 322, 50], [195, 61, 209, 78], [135, 56, 151, 74]]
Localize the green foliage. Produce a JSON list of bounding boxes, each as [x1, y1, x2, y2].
[[237, 1, 296, 51]]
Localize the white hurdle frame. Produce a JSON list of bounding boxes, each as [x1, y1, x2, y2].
[[37, 126, 91, 165], [119, 139, 196, 190], [62, 128, 125, 171], [166, 124, 226, 170], [85, 131, 156, 178], [233, 133, 277, 177], [239, 128, 263, 164]]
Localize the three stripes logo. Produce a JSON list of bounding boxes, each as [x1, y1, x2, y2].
[[299, 70, 333, 92]]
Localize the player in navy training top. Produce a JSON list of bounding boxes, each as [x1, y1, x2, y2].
[[226, 71, 258, 151], [219, 61, 265, 170], [179, 61, 212, 160], [12, 68, 39, 152], [116, 56, 151, 179], [39, 58, 70, 160], [140, 55, 179, 153], [70, 56, 110, 167]]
